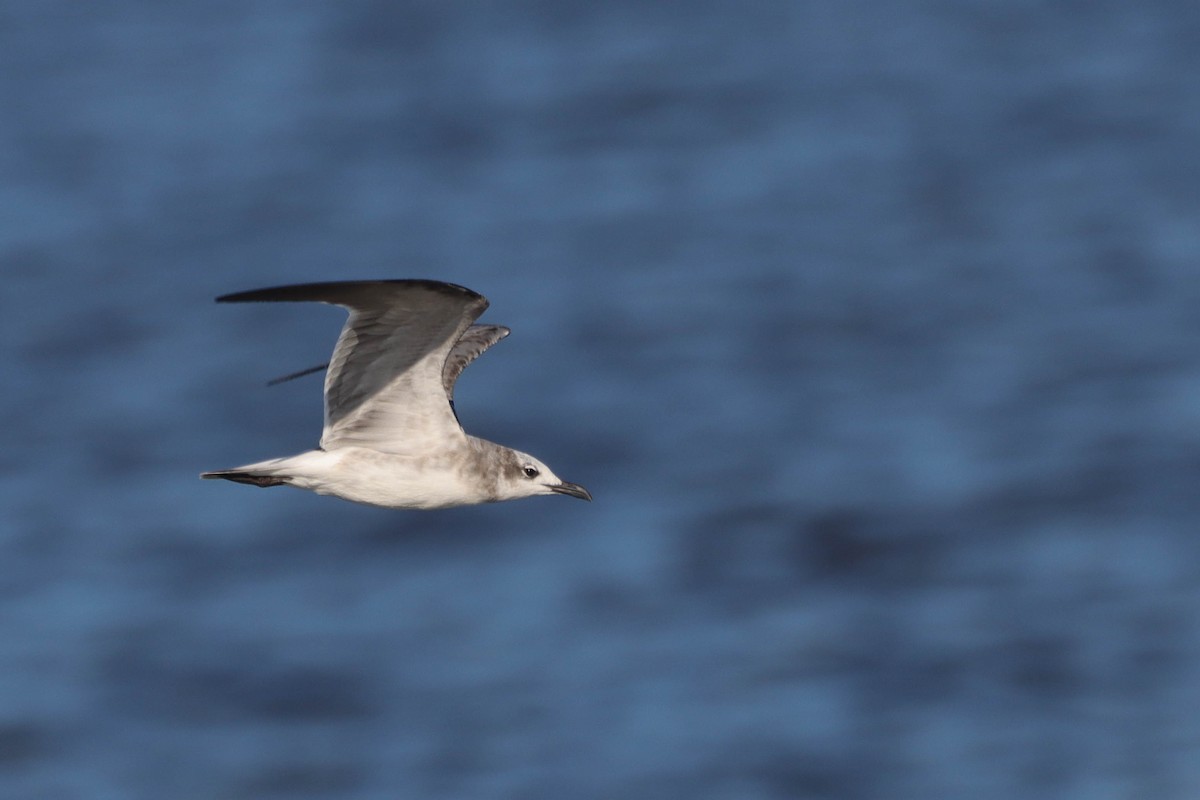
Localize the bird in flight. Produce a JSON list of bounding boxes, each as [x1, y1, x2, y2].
[[201, 280, 591, 509]]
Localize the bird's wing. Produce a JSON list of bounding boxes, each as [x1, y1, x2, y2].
[[268, 324, 510, 397], [217, 280, 488, 455], [266, 362, 328, 387], [442, 324, 510, 414]]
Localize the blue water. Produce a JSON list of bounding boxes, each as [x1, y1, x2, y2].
[[4, 2, 1200, 798]]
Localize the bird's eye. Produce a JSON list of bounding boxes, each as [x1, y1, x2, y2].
[[523, 465, 539, 478]]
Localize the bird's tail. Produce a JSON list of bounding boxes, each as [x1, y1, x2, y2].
[[200, 469, 288, 487], [200, 456, 298, 488]]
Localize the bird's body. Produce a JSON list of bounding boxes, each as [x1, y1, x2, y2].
[[201, 280, 591, 509]]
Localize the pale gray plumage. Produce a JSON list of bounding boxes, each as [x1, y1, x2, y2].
[[201, 280, 591, 509], [442, 324, 510, 405], [264, 323, 510, 414]]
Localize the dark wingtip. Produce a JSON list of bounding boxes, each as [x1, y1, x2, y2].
[[266, 363, 329, 387], [215, 279, 483, 305]]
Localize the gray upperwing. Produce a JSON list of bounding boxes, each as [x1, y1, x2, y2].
[[218, 280, 488, 454], [443, 324, 511, 400], [268, 324, 509, 396]]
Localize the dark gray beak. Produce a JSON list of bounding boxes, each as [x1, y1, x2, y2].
[[551, 481, 592, 501]]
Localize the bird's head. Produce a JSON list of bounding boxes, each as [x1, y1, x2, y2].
[[496, 449, 592, 503]]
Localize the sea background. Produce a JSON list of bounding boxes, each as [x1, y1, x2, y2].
[[3, 3, 1200, 798]]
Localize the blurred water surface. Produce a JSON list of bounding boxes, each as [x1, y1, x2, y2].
[[3, 2, 1200, 798]]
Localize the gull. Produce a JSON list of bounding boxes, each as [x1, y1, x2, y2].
[[201, 280, 592, 509]]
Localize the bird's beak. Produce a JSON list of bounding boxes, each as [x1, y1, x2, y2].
[[551, 481, 592, 501]]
